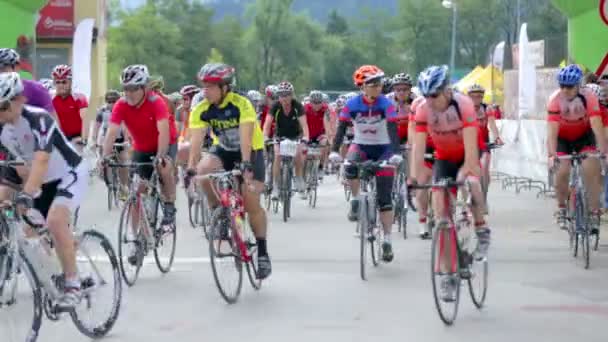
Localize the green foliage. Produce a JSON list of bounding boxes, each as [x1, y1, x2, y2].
[[108, 0, 567, 92]]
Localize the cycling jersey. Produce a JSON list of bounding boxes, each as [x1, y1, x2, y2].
[[158, 92, 180, 142], [547, 88, 601, 141], [415, 92, 480, 163], [95, 104, 125, 145], [270, 99, 304, 139], [602, 105, 608, 127], [0, 106, 82, 182], [392, 95, 415, 141], [340, 94, 397, 145], [189, 91, 264, 151], [22, 79, 54, 113], [52, 92, 88, 139], [110, 91, 178, 153], [475, 103, 497, 142], [260, 104, 275, 136], [304, 103, 328, 139]]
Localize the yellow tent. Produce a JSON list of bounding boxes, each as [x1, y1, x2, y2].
[[456, 65, 504, 105], [456, 66, 484, 89]]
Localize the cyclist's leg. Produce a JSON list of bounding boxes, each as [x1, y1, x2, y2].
[[579, 133, 602, 230], [295, 143, 306, 192], [344, 144, 363, 221], [416, 161, 433, 236], [555, 138, 573, 228], [196, 146, 225, 209], [431, 160, 461, 222], [375, 146, 395, 262], [46, 163, 88, 306], [272, 144, 281, 198], [157, 143, 178, 224], [318, 135, 329, 173]]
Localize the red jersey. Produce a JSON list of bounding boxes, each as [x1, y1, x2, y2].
[[415, 93, 482, 163], [547, 88, 601, 141], [52, 92, 88, 138], [304, 103, 328, 139], [395, 98, 413, 140], [110, 92, 178, 153], [601, 105, 608, 127], [260, 104, 275, 136], [410, 97, 434, 149], [475, 103, 497, 142]]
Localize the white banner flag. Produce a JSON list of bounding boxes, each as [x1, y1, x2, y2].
[[492, 41, 505, 71], [71, 18, 95, 101], [518, 23, 536, 120]]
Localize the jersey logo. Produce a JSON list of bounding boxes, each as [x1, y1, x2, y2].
[[466, 116, 475, 123]]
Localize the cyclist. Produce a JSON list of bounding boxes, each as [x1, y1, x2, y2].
[[304, 90, 330, 178], [175, 85, 200, 170], [382, 76, 393, 95], [391, 73, 416, 147], [0, 72, 88, 308], [262, 81, 309, 199], [0, 48, 54, 113], [39, 78, 55, 97], [102, 65, 178, 226], [92, 90, 129, 196], [412, 65, 489, 299], [185, 63, 271, 279], [51, 64, 88, 147], [247, 90, 263, 113], [548, 64, 605, 234], [329, 65, 402, 262]]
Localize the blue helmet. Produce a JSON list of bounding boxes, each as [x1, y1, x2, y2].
[[417, 65, 449, 96], [557, 64, 583, 86]]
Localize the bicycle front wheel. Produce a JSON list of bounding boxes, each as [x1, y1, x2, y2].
[[0, 252, 43, 342], [209, 221, 243, 304], [71, 230, 122, 339], [117, 199, 143, 287], [574, 187, 591, 269], [359, 198, 369, 280], [430, 224, 461, 325], [154, 201, 177, 274], [467, 246, 488, 309]]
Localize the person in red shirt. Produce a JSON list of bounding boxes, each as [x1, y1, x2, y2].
[[413, 65, 490, 278], [51, 64, 88, 148], [102, 64, 178, 228], [304, 90, 330, 175], [549, 65, 605, 234], [390, 73, 415, 146]]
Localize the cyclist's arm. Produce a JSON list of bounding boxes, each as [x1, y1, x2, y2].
[[487, 112, 500, 141], [102, 123, 120, 158], [262, 113, 273, 139], [187, 128, 204, 169], [411, 131, 426, 181], [463, 126, 480, 169], [590, 116, 605, 152], [23, 151, 49, 197], [156, 118, 170, 157], [332, 121, 347, 152], [298, 115, 309, 141], [387, 121, 400, 154], [239, 98, 257, 162]]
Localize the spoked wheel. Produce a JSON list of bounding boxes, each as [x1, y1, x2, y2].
[[71, 230, 122, 338], [371, 224, 381, 267], [574, 189, 591, 269], [593, 231, 600, 251], [209, 219, 243, 304], [430, 224, 461, 326], [117, 199, 144, 287], [243, 223, 262, 290], [187, 195, 196, 228], [154, 223, 177, 274], [358, 198, 369, 281], [401, 206, 408, 240], [0, 253, 43, 342], [0, 217, 9, 291], [344, 184, 351, 202], [467, 246, 488, 309], [282, 168, 292, 222]]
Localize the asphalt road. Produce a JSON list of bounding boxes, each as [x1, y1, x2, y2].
[[2, 175, 608, 342]]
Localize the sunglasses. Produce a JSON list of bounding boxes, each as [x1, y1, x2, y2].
[[394, 87, 411, 93], [425, 93, 441, 99], [54, 80, 69, 85], [559, 85, 576, 90], [278, 92, 292, 98], [123, 85, 142, 92]]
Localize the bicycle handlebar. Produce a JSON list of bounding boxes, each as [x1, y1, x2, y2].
[[406, 179, 466, 212]]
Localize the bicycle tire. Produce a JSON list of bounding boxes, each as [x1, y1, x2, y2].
[[359, 197, 369, 281], [467, 251, 488, 309], [187, 195, 196, 228], [430, 224, 461, 325], [401, 204, 408, 240], [0, 215, 9, 291], [209, 223, 243, 304], [593, 232, 600, 251], [117, 199, 143, 287], [243, 223, 262, 290], [573, 186, 591, 269], [282, 164, 291, 222], [154, 199, 176, 274], [71, 230, 122, 339]]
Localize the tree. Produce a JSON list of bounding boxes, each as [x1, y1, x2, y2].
[[107, 4, 184, 90], [207, 48, 225, 63], [326, 9, 349, 35]]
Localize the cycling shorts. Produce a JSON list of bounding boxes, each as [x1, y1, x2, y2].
[[208, 145, 265, 183], [132, 143, 178, 180], [556, 129, 596, 156]]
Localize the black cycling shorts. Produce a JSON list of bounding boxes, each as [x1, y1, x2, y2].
[[132, 143, 178, 180], [432, 159, 464, 184], [208, 145, 265, 183], [0, 166, 61, 218], [556, 130, 596, 156]]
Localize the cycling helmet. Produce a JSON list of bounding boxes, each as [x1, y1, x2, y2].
[[309, 90, 324, 103], [335, 97, 346, 107], [322, 93, 330, 103], [467, 83, 485, 94], [302, 96, 310, 105], [0, 72, 24, 103], [180, 84, 199, 99], [353, 65, 385, 87], [105, 89, 121, 102], [247, 90, 263, 102], [265, 84, 277, 98], [198, 63, 235, 85], [52, 64, 72, 80], [0, 48, 20, 68], [557, 64, 583, 86], [148, 75, 164, 91], [39, 78, 54, 91], [584, 83, 602, 98], [276, 81, 294, 96], [392, 73, 413, 86], [417, 65, 450, 96], [344, 92, 358, 101], [121, 64, 149, 87], [382, 77, 393, 94]]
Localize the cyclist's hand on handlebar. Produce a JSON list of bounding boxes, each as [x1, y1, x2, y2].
[[389, 154, 403, 165], [16, 192, 34, 215], [184, 168, 196, 190], [329, 152, 342, 163], [494, 137, 504, 145], [461, 161, 481, 178]]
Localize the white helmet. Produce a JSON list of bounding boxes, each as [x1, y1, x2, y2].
[[0, 72, 24, 103], [121, 64, 149, 87], [39, 78, 54, 91], [247, 90, 263, 102], [0, 48, 20, 68]]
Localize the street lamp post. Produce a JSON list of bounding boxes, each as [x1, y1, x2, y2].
[[442, 0, 457, 73]]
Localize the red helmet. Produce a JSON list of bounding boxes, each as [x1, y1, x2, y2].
[[353, 65, 384, 87], [180, 85, 199, 99], [52, 64, 72, 80]]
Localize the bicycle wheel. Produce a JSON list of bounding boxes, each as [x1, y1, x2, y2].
[[430, 223, 461, 325], [308, 166, 318, 208], [0, 216, 9, 291], [71, 230, 122, 339], [117, 198, 143, 287], [344, 184, 351, 201], [209, 216, 243, 304], [187, 195, 196, 228], [154, 200, 176, 274], [0, 251, 43, 342], [282, 165, 291, 222], [573, 186, 591, 269], [359, 197, 369, 281], [467, 242, 488, 308], [242, 222, 262, 290]]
